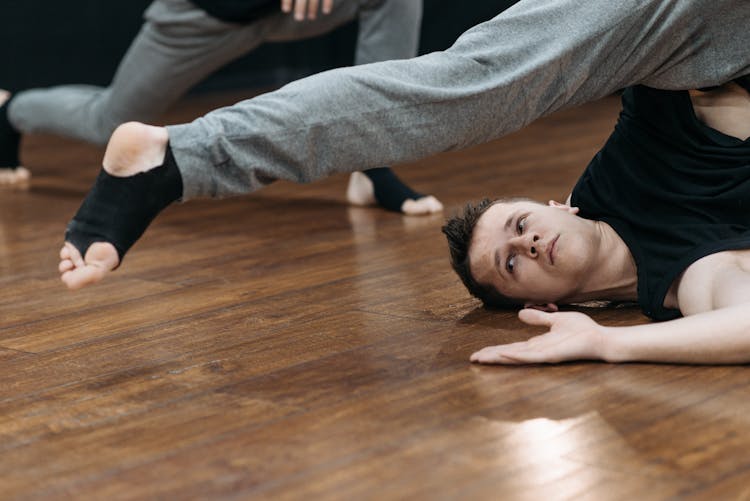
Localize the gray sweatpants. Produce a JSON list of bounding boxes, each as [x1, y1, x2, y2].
[[7, 0, 421, 145], [165, 0, 750, 201]]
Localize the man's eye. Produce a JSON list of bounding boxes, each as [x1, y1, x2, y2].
[[506, 254, 516, 273], [517, 216, 526, 234]]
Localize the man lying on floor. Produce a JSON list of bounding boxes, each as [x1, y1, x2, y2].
[[54, 0, 750, 364], [445, 81, 750, 365]]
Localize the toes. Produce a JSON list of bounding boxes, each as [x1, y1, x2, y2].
[[61, 242, 84, 268], [14, 167, 30, 183], [61, 266, 108, 291], [401, 195, 444, 216], [0, 169, 15, 184], [58, 259, 74, 273], [58, 242, 119, 290], [423, 195, 444, 213], [0, 167, 31, 188]]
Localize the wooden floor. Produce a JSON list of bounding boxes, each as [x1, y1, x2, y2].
[[2, 92, 750, 500]]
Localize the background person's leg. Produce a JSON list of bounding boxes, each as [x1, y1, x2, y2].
[[354, 0, 422, 65], [6, 0, 277, 145], [265, 0, 441, 213], [169, 0, 750, 201], [351, 0, 442, 214], [6, 0, 432, 211], [0, 92, 29, 186]]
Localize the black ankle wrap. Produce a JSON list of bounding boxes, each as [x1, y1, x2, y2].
[[65, 144, 183, 263], [363, 167, 424, 213], [0, 95, 21, 168], [737, 75, 750, 95]]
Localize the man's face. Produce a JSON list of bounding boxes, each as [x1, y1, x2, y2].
[[468, 201, 598, 305]]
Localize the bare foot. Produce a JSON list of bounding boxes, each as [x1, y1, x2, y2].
[[59, 242, 120, 290], [58, 122, 169, 290], [0, 90, 30, 189], [401, 195, 443, 215], [345, 171, 444, 215], [0, 166, 30, 188], [345, 171, 376, 206]]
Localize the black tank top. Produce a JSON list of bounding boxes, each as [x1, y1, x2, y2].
[[188, 0, 278, 23], [571, 85, 750, 320]]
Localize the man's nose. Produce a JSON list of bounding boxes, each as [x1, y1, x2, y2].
[[511, 233, 542, 258]]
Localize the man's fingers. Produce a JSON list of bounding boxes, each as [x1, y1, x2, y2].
[[294, 0, 307, 20], [307, 0, 319, 19], [285, 0, 332, 21], [470, 342, 542, 364], [518, 308, 554, 327], [470, 346, 523, 364]]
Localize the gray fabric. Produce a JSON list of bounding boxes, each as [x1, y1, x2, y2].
[[166, 0, 750, 200], [7, 0, 420, 144]]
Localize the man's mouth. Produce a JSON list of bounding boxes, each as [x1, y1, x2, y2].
[[548, 235, 559, 265]]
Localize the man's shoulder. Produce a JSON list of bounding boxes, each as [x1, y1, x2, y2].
[[677, 250, 750, 315]]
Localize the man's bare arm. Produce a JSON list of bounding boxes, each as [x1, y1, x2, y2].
[[601, 304, 750, 364], [471, 252, 750, 365]]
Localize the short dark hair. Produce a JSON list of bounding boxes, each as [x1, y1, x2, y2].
[[442, 198, 523, 309]]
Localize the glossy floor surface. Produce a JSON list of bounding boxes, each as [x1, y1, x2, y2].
[[2, 93, 749, 500]]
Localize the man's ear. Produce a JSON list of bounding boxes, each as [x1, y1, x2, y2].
[[547, 200, 579, 215], [523, 302, 559, 312]]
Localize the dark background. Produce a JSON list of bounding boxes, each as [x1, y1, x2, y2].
[[1, 0, 517, 93]]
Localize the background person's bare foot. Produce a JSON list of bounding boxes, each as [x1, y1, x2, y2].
[[0, 166, 30, 187], [346, 171, 443, 216], [58, 122, 169, 290], [0, 90, 30, 188]]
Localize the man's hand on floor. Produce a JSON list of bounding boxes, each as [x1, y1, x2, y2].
[[470, 310, 607, 364]]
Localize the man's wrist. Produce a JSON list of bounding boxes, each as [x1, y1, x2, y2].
[[598, 326, 630, 363]]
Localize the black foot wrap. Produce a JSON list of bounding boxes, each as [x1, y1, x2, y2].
[[64, 144, 183, 264], [737, 74, 750, 95], [0, 95, 21, 168], [362, 167, 424, 213]]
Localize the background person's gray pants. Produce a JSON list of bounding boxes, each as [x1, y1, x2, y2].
[[7, 0, 422, 145], [166, 0, 750, 200]]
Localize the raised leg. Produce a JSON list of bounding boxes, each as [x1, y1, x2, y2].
[[168, 0, 750, 202], [59, 123, 173, 289], [61, 0, 750, 289]]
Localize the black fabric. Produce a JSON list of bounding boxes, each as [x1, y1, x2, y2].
[[571, 85, 750, 320], [737, 75, 750, 95], [65, 144, 183, 264], [0, 95, 20, 168], [363, 167, 424, 213], [188, 0, 278, 23]]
